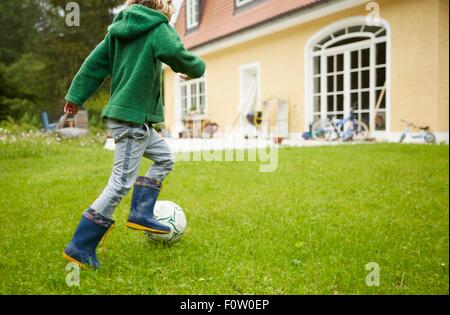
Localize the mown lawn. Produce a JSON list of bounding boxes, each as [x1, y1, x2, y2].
[[0, 139, 448, 294]]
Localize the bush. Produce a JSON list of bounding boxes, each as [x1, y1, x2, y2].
[[0, 115, 40, 133], [84, 88, 109, 129]]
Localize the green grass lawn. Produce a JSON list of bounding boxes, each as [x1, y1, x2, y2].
[[0, 139, 448, 294]]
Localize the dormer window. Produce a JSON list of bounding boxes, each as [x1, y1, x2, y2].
[[186, 0, 200, 30], [236, 0, 255, 7]]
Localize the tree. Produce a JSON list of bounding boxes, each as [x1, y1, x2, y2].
[[35, 0, 124, 114], [0, 0, 124, 121]]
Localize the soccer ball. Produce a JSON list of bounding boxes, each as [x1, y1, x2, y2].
[[145, 201, 187, 243]]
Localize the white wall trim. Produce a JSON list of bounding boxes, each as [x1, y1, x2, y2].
[[190, 0, 369, 57], [173, 72, 208, 136], [173, 74, 183, 135]]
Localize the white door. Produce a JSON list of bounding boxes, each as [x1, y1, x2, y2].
[[239, 63, 260, 137]]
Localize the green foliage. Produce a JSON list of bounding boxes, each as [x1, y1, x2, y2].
[[0, 0, 124, 121], [0, 113, 42, 132], [0, 143, 448, 294], [0, 0, 41, 65], [84, 85, 111, 129]]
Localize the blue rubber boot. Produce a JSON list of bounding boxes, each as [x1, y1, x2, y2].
[[126, 176, 170, 234], [63, 208, 115, 270]]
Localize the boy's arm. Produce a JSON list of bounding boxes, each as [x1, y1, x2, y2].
[[154, 24, 206, 79], [65, 34, 111, 107]]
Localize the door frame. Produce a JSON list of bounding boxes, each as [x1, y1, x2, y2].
[[239, 62, 261, 135], [304, 16, 391, 135]]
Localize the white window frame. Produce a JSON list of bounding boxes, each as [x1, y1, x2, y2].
[[236, 0, 255, 7], [304, 17, 391, 134], [175, 74, 208, 129], [179, 78, 207, 116], [186, 0, 200, 30]]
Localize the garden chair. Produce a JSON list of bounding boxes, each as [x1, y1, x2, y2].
[[55, 110, 89, 138], [40, 112, 58, 132]]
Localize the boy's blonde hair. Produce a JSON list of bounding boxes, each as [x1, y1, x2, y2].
[[126, 0, 175, 19]]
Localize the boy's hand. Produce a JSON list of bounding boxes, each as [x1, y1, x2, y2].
[[180, 74, 192, 81], [64, 102, 79, 115]]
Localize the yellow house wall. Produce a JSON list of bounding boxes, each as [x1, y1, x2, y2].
[[164, 0, 449, 135]]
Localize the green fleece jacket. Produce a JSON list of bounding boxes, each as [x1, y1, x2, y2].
[[65, 4, 206, 124]]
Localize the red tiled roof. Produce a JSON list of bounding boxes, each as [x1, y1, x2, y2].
[[175, 0, 323, 49]]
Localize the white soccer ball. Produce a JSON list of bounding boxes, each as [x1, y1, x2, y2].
[[145, 201, 187, 243]]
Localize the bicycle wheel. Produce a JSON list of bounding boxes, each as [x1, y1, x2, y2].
[[312, 119, 335, 141], [424, 132, 436, 144], [353, 121, 369, 141]]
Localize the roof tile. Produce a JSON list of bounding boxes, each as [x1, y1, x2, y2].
[[175, 0, 323, 49]]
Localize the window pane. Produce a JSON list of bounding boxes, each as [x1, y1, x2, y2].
[[336, 94, 344, 112], [361, 70, 370, 89], [313, 56, 321, 75], [375, 112, 386, 130], [181, 86, 187, 97], [361, 49, 370, 67], [313, 96, 321, 113], [182, 97, 188, 114], [327, 75, 334, 92], [351, 93, 359, 110], [361, 91, 370, 110], [190, 84, 197, 111], [199, 82, 205, 94], [328, 37, 368, 49], [376, 30, 387, 37], [363, 25, 382, 34], [314, 77, 321, 93], [199, 95, 205, 114], [336, 54, 344, 72], [348, 25, 362, 33], [361, 113, 370, 127], [376, 42, 386, 65], [351, 71, 358, 90], [327, 56, 334, 73], [327, 95, 334, 112], [376, 67, 386, 87], [318, 35, 332, 46], [336, 74, 344, 92], [351, 51, 359, 69], [333, 28, 346, 37]]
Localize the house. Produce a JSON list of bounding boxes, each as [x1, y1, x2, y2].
[[163, 0, 449, 142]]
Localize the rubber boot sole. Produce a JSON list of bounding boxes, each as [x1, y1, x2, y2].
[[62, 252, 89, 269], [126, 222, 171, 234]]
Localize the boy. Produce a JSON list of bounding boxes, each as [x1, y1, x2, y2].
[[63, 0, 205, 269]]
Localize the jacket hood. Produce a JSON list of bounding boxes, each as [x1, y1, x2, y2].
[[108, 5, 169, 39]]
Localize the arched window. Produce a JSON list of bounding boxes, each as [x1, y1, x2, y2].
[[305, 17, 390, 132]]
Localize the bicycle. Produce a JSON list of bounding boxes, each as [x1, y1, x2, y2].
[[311, 110, 369, 142], [399, 119, 436, 144]]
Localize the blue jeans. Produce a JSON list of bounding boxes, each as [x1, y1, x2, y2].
[[90, 119, 174, 219]]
